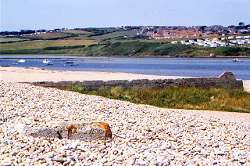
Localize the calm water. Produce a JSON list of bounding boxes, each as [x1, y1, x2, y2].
[[0, 55, 250, 80]]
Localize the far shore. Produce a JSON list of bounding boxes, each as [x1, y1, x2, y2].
[[0, 54, 250, 59]]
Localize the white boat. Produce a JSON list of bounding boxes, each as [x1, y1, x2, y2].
[[209, 53, 216, 58], [232, 58, 240, 62], [43, 59, 50, 64], [17, 59, 26, 63], [42, 59, 53, 65]]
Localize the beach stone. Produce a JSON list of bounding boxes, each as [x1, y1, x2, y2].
[[1, 159, 12, 166], [0, 127, 3, 134], [46, 152, 55, 158], [25, 122, 112, 141], [136, 159, 147, 165], [219, 72, 236, 80]]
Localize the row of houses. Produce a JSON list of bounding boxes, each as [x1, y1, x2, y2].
[[147, 29, 203, 39], [172, 36, 250, 47], [143, 24, 250, 40]]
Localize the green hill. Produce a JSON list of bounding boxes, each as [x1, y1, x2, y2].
[[0, 28, 249, 56]]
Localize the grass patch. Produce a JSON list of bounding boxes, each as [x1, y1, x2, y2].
[[0, 37, 29, 43], [0, 39, 97, 54], [213, 47, 250, 56], [43, 45, 85, 50], [22, 32, 75, 40], [99, 41, 193, 56], [63, 29, 93, 35], [91, 30, 139, 41], [85, 28, 120, 37], [66, 85, 250, 113]]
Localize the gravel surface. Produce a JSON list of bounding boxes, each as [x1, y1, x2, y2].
[[0, 81, 250, 165]]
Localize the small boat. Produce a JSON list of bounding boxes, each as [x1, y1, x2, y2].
[[65, 61, 74, 64], [17, 59, 26, 63], [42, 59, 53, 65], [43, 59, 50, 64], [69, 63, 79, 67], [232, 58, 240, 62], [209, 53, 216, 58]]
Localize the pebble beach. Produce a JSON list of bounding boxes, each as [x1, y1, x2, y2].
[[0, 81, 250, 165]]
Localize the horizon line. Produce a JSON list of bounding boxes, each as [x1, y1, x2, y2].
[[1, 23, 249, 32]]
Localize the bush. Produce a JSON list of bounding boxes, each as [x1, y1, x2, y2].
[[213, 47, 250, 56], [68, 84, 86, 93], [111, 87, 124, 98], [44, 45, 85, 50]]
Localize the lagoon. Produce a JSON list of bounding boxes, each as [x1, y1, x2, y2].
[[0, 55, 250, 80]]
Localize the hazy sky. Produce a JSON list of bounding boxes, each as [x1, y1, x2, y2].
[[1, 0, 250, 31]]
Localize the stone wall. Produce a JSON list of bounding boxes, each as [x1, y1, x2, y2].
[[31, 72, 243, 90]]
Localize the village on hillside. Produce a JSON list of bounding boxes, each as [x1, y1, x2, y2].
[[0, 22, 249, 56], [142, 23, 250, 47]]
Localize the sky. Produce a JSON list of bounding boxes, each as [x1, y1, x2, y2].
[[0, 0, 250, 31]]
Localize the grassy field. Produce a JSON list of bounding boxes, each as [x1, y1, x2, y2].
[[0, 39, 97, 54], [91, 30, 139, 41], [62, 30, 92, 40], [0, 37, 28, 43], [66, 85, 250, 113], [63, 29, 93, 35], [22, 32, 74, 40]]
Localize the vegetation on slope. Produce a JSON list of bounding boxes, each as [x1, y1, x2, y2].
[[0, 36, 29, 43], [66, 85, 250, 113], [0, 28, 249, 56], [0, 39, 96, 54]]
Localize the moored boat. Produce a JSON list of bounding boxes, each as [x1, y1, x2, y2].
[[232, 58, 240, 62], [42, 59, 53, 65], [65, 61, 74, 64], [17, 59, 26, 63]]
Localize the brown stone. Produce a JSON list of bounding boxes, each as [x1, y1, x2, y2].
[[91, 122, 112, 139], [28, 122, 113, 141]]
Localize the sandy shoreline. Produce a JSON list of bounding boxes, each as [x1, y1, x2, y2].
[[1, 67, 250, 92], [0, 67, 182, 82]]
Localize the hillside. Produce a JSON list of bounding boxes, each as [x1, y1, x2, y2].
[[0, 28, 249, 56]]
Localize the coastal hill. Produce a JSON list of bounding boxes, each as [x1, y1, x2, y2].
[[0, 25, 249, 56]]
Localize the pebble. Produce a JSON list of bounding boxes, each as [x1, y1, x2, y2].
[[0, 81, 249, 165]]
